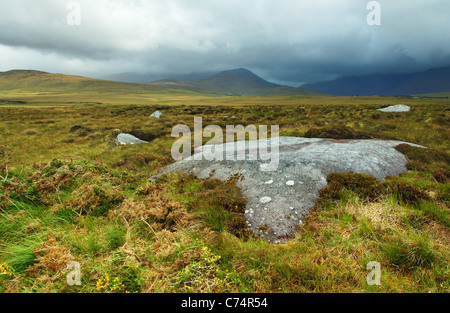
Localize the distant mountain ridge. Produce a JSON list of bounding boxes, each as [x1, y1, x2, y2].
[[148, 68, 326, 96], [102, 71, 214, 84], [0, 68, 325, 97], [0, 69, 178, 95], [302, 66, 450, 96]]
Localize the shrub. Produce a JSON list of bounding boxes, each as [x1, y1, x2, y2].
[[304, 126, 373, 140], [96, 273, 126, 293], [175, 246, 243, 293], [201, 178, 246, 213], [27, 237, 74, 277], [432, 169, 449, 183], [65, 183, 124, 216], [127, 130, 157, 142], [395, 144, 450, 172], [379, 182, 430, 204], [113, 184, 193, 231], [113, 152, 172, 170], [0, 146, 9, 177], [318, 173, 380, 202]]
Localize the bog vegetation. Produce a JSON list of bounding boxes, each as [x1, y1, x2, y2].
[[0, 96, 448, 293]]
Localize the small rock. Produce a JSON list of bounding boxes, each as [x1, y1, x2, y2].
[[115, 133, 148, 146], [150, 111, 162, 118], [260, 196, 272, 204]]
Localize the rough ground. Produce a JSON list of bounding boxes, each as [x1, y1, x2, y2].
[[377, 104, 411, 112], [152, 137, 424, 243]]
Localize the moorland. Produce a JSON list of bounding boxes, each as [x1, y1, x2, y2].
[[0, 70, 448, 293]]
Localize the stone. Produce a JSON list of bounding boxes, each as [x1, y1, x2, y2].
[[377, 105, 411, 112], [150, 111, 162, 118], [151, 137, 424, 242], [115, 133, 148, 146]]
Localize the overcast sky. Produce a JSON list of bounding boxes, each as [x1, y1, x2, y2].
[[1, 0, 449, 85]]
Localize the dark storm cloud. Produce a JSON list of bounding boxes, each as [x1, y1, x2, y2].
[[1, 0, 449, 85]]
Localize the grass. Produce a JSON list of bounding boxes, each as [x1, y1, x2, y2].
[[0, 94, 449, 293]]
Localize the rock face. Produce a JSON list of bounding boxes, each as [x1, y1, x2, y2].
[[150, 111, 162, 118], [152, 137, 423, 243], [115, 133, 148, 146], [377, 105, 411, 112]]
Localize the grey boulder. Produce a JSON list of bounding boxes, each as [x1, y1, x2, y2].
[[152, 137, 423, 243], [377, 105, 411, 112], [115, 133, 148, 146], [150, 111, 162, 118]]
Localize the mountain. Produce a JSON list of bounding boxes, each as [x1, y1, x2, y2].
[[0, 70, 95, 91], [394, 66, 450, 95], [302, 66, 450, 96], [102, 71, 214, 84], [148, 68, 326, 96], [0, 70, 190, 101], [0, 69, 325, 98]]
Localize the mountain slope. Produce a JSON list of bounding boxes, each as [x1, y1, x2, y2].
[[0, 70, 190, 95], [394, 66, 450, 95], [148, 68, 326, 96], [196, 68, 279, 94], [302, 66, 450, 96], [0, 69, 325, 98], [102, 71, 214, 84]]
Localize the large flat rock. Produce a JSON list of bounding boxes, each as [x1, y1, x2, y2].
[[152, 137, 423, 243]]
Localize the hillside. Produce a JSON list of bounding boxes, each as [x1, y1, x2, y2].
[[0, 69, 325, 102], [0, 70, 175, 94], [148, 68, 326, 96], [302, 66, 450, 96], [0, 70, 210, 105], [103, 71, 214, 84]]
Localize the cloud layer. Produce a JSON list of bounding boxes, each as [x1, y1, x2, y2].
[[1, 0, 449, 85]]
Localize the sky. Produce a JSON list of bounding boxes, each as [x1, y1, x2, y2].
[[1, 0, 449, 86]]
